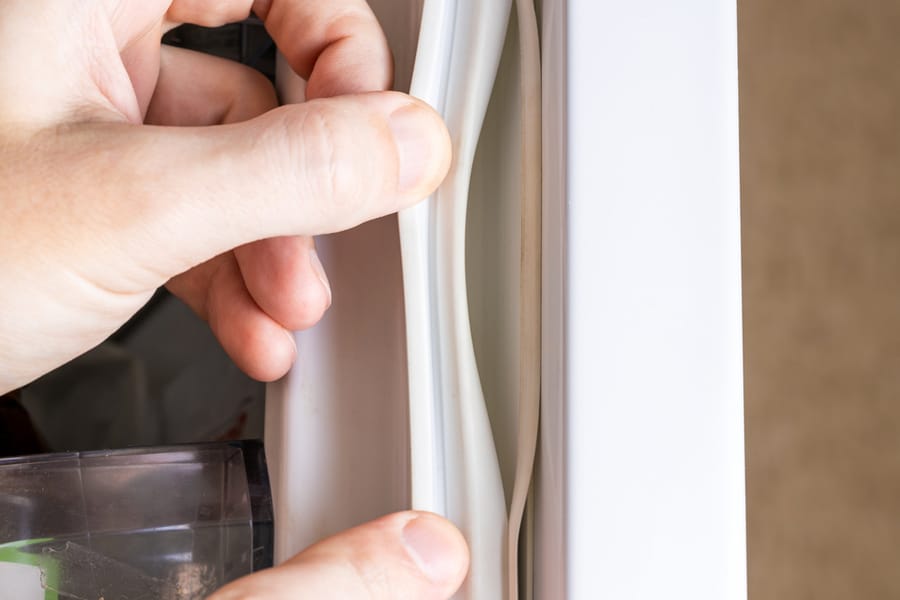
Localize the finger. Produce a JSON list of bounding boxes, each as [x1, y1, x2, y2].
[[146, 45, 278, 125], [234, 236, 331, 332], [209, 511, 469, 600], [167, 254, 296, 381], [119, 22, 164, 119], [157, 0, 391, 96], [254, 0, 393, 97], [96, 3, 272, 119], [148, 47, 328, 338], [163, 0, 253, 28], [0, 1, 157, 126], [39, 92, 450, 295]]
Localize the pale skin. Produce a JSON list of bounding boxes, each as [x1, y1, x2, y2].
[[0, 1, 468, 598]]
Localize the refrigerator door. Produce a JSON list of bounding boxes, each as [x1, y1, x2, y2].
[[536, 1, 747, 599], [265, 1, 747, 599]]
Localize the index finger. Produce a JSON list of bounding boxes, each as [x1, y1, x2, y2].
[[166, 0, 393, 98], [258, 0, 393, 97]]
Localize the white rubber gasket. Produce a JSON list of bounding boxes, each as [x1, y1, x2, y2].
[[400, 1, 514, 598]]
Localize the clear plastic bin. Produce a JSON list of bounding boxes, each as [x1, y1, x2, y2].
[[0, 441, 272, 599]]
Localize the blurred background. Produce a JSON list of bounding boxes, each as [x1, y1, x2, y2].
[[740, 0, 900, 597]]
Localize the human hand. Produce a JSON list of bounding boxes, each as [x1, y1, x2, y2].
[[0, 1, 451, 394], [210, 511, 469, 600]]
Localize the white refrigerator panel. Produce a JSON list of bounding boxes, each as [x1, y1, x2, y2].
[[537, 0, 747, 598]]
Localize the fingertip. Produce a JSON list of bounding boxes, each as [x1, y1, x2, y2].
[[387, 99, 453, 199], [307, 249, 333, 310], [401, 512, 470, 591], [211, 510, 470, 600], [234, 237, 332, 332], [209, 91, 452, 239], [320, 91, 451, 203], [204, 260, 298, 382], [227, 321, 297, 383]]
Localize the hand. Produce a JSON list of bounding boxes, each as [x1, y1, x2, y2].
[[210, 511, 470, 600], [0, 1, 451, 393]]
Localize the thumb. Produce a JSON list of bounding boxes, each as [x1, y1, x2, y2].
[[33, 91, 449, 293], [209, 511, 470, 600]]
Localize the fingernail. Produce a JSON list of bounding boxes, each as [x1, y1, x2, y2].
[[402, 515, 463, 586], [283, 328, 297, 360], [308, 249, 332, 307], [389, 104, 436, 193]]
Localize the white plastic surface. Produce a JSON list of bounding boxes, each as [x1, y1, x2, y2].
[[537, 0, 748, 599], [264, 1, 423, 562]]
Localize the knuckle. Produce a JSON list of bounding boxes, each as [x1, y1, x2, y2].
[[343, 553, 397, 599], [283, 104, 370, 223]]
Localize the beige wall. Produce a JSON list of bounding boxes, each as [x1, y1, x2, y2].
[[740, 1, 900, 598]]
